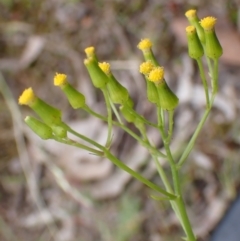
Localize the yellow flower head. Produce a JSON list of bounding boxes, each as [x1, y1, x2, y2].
[[98, 62, 111, 75], [148, 67, 164, 83], [54, 73, 67, 87], [85, 46, 95, 57], [185, 9, 197, 18], [137, 38, 153, 51], [200, 16, 217, 30], [19, 87, 37, 106], [186, 25, 196, 34], [139, 61, 155, 75]]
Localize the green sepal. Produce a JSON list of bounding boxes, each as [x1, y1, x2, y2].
[[186, 29, 204, 59], [25, 116, 53, 140], [52, 125, 67, 138], [107, 74, 129, 104], [143, 49, 159, 66], [30, 98, 62, 126], [61, 83, 85, 109], [204, 29, 223, 59], [146, 79, 159, 104], [156, 81, 179, 110], [84, 57, 108, 88], [188, 16, 205, 44]]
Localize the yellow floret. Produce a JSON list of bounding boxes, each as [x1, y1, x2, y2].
[[186, 26, 196, 34], [139, 61, 155, 75], [98, 62, 111, 75], [148, 67, 164, 83], [19, 87, 36, 105], [54, 73, 67, 86], [85, 46, 95, 56], [200, 16, 217, 30], [137, 38, 153, 50], [185, 9, 197, 18]]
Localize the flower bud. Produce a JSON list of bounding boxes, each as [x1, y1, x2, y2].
[[148, 66, 165, 84], [139, 61, 159, 104], [62, 84, 85, 109], [84, 57, 108, 88], [139, 61, 155, 75], [25, 116, 53, 140], [156, 81, 179, 110], [107, 76, 129, 104], [186, 26, 204, 59], [185, 9, 205, 44], [200, 17, 223, 59], [146, 80, 159, 105], [98, 62, 129, 104], [54, 73, 85, 109], [137, 38, 159, 66], [19, 88, 62, 126], [148, 67, 178, 110]]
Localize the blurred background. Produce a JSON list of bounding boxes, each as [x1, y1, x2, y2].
[[1, 0, 240, 240]]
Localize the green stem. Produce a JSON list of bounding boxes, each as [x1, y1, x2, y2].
[[175, 196, 196, 241], [59, 123, 175, 198], [60, 122, 104, 150], [119, 123, 166, 158], [124, 104, 158, 128], [206, 57, 213, 79], [137, 122, 173, 193], [196, 58, 210, 108], [204, 45, 214, 84], [161, 108, 165, 133], [157, 107, 196, 241], [53, 136, 103, 156], [104, 150, 176, 199], [157, 108, 179, 192], [108, 97, 123, 124], [138, 122, 187, 231], [178, 96, 215, 168], [157, 106, 163, 128], [83, 105, 105, 119], [213, 59, 219, 95], [166, 110, 174, 144], [102, 88, 113, 148], [83, 105, 166, 158], [178, 58, 219, 168]]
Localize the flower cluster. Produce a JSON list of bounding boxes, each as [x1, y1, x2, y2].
[[18, 10, 223, 241], [185, 9, 222, 59]]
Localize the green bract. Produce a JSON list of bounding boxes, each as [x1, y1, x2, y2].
[[204, 29, 223, 59], [186, 26, 204, 59], [146, 78, 159, 105], [30, 98, 62, 126], [107, 74, 129, 105], [84, 57, 108, 88], [61, 83, 85, 109], [156, 81, 179, 110]]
